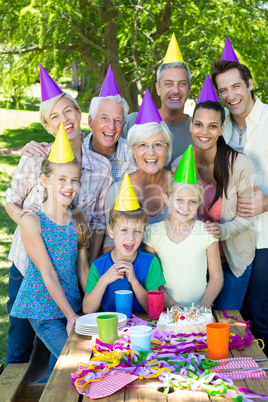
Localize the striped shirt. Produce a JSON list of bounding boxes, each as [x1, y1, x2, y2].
[[83, 133, 137, 184]]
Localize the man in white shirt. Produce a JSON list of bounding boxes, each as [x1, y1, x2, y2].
[[212, 59, 268, 355]]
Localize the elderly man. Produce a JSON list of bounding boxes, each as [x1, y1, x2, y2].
[[83, 95, 137, 183], [212, 59, 268, 355], [122, 61, 194, 169]]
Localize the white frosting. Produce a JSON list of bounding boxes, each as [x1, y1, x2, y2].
[[157, 304, 214, 334]]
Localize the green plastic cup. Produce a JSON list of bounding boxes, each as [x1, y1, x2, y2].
[[96, 314, 118, 344]]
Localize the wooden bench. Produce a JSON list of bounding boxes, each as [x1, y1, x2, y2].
[[0, 363, 32, 402]]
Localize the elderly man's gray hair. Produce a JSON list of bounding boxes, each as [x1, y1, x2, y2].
[[89, 95, 129, 123]]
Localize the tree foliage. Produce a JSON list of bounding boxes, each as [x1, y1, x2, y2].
[[0, 0, 267, 110]]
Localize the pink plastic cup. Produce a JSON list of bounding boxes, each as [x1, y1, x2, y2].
[[147, 291, 165, 320]]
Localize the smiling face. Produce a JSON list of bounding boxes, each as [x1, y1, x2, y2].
[[156, 67, 191, 112], [190, 108, 224, 152], [215, 68, 254, 120], [89, 99, 125, 156], [132, 132, 169, 174], [45, 97, 81, 142], [41, 163, 80, 208], [164, 184, 200, 225], [107, 217, 145, 259]]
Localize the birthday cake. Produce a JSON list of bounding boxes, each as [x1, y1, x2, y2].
[[157, 304, 214, 334]]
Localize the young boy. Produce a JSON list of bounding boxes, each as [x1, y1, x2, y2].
[[82, 205, 165, 313]]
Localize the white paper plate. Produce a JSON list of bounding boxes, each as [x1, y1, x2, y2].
[[76, 312, 127, 327], [75, 312, 128, 335], [76, 320, 127, 329], [75, 322, 127, 333]]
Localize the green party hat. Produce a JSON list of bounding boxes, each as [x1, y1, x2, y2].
[[174, 145, 198, 183]]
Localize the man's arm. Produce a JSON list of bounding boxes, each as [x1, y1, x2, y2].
[[237, 185, 268, 217]]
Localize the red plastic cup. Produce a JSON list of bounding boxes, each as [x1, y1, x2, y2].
[[206, 323, 230, 360], [147, 291, 165, 320]]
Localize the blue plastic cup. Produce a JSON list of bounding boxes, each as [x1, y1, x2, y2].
[[129, 325, 152, 352], [115, 290, 133, 318]]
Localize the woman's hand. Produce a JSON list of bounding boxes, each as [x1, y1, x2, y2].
[[204, 221, 222, 239], [66, 313, 79, 335], [21, 141, 49, 158]]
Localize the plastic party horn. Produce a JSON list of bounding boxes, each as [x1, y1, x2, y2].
[[147, 291, 165, 320], [129, 325, 152, 352], [206, 323, 230, 360], [115, 290, 133, 318], [96, 314, 118, 344]]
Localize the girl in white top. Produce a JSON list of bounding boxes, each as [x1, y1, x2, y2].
[[143, 179, 223, 308]]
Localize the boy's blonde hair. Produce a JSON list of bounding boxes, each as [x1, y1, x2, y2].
[[166, 178, 204, 203], [109, 203, 148, 229], [39, 92, 80, 128], [40, 156, 89, 249]]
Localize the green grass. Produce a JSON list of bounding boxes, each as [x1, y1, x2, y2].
[[0, 122, 52, 149]]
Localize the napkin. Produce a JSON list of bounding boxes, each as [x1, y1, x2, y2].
[[85, 370, 138, 399], [210, 357, 267, 381]]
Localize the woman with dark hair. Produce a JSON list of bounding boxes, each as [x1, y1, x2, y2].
[[172, 100, 256, 310]]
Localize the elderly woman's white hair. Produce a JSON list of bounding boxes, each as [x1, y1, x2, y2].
[[88, 95, 129, 123], [127, 121, 173, 167], [39, 92, 80, 128]]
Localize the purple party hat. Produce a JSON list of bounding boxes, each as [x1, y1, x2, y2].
[[196, 74, 219, 104], [99, 65, 121, 97], [222, 37, 239, 63], [40, 64, 63, 102], [135, 88, 162, 124]]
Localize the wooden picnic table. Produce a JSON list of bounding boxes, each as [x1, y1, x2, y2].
[[38, 310, 268, 402]]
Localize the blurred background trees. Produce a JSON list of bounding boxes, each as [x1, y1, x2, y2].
[[0, 0, 267, 111]]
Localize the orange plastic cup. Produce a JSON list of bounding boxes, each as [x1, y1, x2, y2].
[[206, 323, 230, 360]]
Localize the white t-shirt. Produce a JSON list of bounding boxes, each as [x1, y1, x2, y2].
[[143, 220, 217, 306]]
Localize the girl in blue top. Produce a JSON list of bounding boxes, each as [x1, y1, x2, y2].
[[11, 156, 89, 373]]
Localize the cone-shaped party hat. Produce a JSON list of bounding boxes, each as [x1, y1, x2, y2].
[[48, 123, 75, 163], [221, 37, 239, 63], [99, 65, 121, 97], [196, 74, 219, 104], [174, 145, 198, 184], [40, 64, 63, 102], [163, 33, 183, 63], [114, 172, 140, 211], [135, 88, 162, 125]]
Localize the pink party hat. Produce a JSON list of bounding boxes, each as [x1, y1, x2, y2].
[[222, 37, 239, 63], [196, 74, 219, 104], [135, 88, 162, 124], [40, 64, 63, 102], [99, 65, 121, 97]]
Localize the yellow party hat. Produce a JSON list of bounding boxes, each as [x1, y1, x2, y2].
[[48, 123, 75, 163], [163, 33, 183, 63], [114, 172, 140, 211]]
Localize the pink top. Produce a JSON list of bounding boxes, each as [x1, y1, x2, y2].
[[195, 157, 226, 263]]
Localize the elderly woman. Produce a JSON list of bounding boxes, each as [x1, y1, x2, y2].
[[103, 121, 173, 252], [5, 88, 111, 366]]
